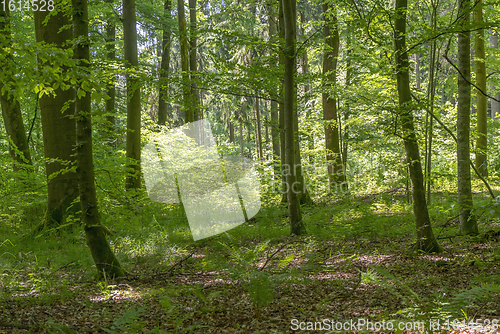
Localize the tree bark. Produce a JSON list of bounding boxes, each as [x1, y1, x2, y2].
[[457, 0, 478, 235], [123, 0, 142, 190], [189, 0, 201, 121], [394, 0, 441, 252], [491, 31, 499, 119], [322, 4, 346, 192], [73, 0, 125, 278], [282, 0, 305, 235], [178, 0, 192, 123], [474, 0, 487, 177], [34, 1, 79, 226], [0, 5, 32, 171], [255, 92, 263, 160], [278, 0, 287, 201], [104, 0, 116, 137], [158, 0, 171, 126]]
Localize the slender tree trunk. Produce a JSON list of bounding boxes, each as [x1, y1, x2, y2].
[[342, 22, 351, 168], [474, 0, 487, 176], [34, 1, 79, 226], [491, 30, 499, 119], [73, 0, 125, 278], [282, 0, 305, 235], [255, 92, 263, 160], [178, 0, 192, 123], [240, 125, 244, 157], [0, 5, 32, 171], [457, 0, 478, 235], [189, 0, 201, 121], [415, 53, 421, 90], [322, 4, 345, 192], [268, 3, 281, 182], [229, 118, 235, 143], [158, 0, 171, 126], [278, 0, 287, 201], [104, 0, 116, 137], [123, 0, 141, 190], [395, 0, 441, 252]]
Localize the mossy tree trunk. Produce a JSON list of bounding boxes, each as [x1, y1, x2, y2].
[[282, 0, 305, 235], [73, 0, 126, 278], [394, 0, 442, 252], [189, 0, 201, 121], [457, 0, 478, 235], [322, 3, 346, 192], [34, 1, 79, 226]]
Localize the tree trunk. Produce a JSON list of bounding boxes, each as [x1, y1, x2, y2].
[[255, 92, 263, 160], [189, 0, 201, 121], [394, 0, 442, 252], [268, 3, 281, 182], [0, 5, 32, 171], [474, 0, 487, 177], [123, 0, 142, 190], [278, 0, 287, 201], [282, 0, 305, 235], [240, 125, 244, 157], [178, 0, 192, 123], [457, 0, 478, 235], [491, 31, 499, 119], [322, 4, 346, 192], [342, 22, 351, 168], [72, 0, 125, 278], [104, 0, 116, 138], [229, 118, 235, 143], [158, 0, 171, 126], [34, 1, 79, 226]]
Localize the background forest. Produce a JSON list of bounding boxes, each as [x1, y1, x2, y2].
[[1, 0, 500, 332]]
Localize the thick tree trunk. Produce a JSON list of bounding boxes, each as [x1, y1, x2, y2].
[[282, 0, 305, 235], [189, 0, 201, 121], [73, 0, 125, 278], [474, 0, 487, 177], [123, 0, 142, 190], [0, 6, 32, 171], [34, 1, 79, 226], [457, 0, 478, 235], [395, 0, 441, 252], [178, 0, 192, 123], [158, 0, 171, 126], [322, 4, 346, 192]]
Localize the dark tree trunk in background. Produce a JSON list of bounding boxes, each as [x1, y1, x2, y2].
[[491, 30, 499, 119], [394, 0, 442, 252], [255, 93, 263, 160], [457, 0, 478, 235], [34, 1, 79, 226], [0, 5, 32, 171], [73, 0, 125, 278], [158, 0, 171, 126], [282, 0, 305, 235]]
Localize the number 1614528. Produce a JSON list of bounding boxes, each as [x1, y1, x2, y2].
[[2, 0, 55, 11]]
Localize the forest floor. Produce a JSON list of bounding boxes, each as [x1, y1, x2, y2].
[[1, 189, 500, 333]]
